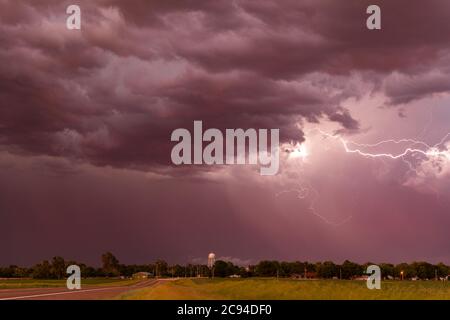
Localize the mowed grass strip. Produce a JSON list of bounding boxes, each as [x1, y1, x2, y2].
[[117, 278, 450, 300], [0, 278, 139, 289]]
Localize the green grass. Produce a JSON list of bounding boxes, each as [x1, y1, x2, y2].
[[118, 278, 450, 300], [0, 278, 139, 289]]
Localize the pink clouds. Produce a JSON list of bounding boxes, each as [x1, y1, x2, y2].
[[1, 0, 449, 173], [0, 0, 439, 172]]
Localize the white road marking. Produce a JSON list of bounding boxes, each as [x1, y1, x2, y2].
[[0, 286, 123, 300], [0, 279, 159, 300]]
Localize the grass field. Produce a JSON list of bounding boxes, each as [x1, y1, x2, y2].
[[118, 278, 450, 300], [0, 278, 139, 289]]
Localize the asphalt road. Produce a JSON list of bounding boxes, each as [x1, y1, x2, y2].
[[0, 279, 159, 300]]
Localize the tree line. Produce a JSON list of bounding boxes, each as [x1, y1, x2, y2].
[[241, 260, 450, 280], [0, 253, 210, 279], [1, 253, 449, 280]]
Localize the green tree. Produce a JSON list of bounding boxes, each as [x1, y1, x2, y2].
[[412, 262, 434, 279], [214, 260, 229, 277], [32, 260, 52, 279], [81, 265, 98, 278], [51, 256, 66, 279], [290, 261, 306, 275], [155, 260, 168, 277], [279, 262, 295, 277], [436, 263, 449, 278], [172, 264, 185, 277], [340, 260, 363, 279], [214, 260, 239, 277], [255, 261, 280, 277], [101, 252, 120, 276], [0, 266, 16, 278], [379, 263, 395, 279], [317, 261, 338, 278], [395, 263, 416, 279]]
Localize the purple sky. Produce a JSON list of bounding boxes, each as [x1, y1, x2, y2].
[[1, 0, 450, 267]]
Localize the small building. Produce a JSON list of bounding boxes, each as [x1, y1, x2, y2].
[[133, 272, 151, 279]]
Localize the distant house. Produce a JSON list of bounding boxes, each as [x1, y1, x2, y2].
[[229, 274, 241, 278], [353, 275, 369, 281], [133, 272, 151, 279]]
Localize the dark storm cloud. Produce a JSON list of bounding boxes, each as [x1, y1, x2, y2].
[[384, 68, 450, 105], [1, 0, 449, 172]]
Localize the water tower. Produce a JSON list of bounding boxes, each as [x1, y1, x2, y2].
[[207, 253, 216, 278], [207, 252, 216, 268]]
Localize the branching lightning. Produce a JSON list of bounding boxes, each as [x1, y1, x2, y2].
[[276, 141, 353, 227], [317, 129, 450, 161], [276, 181, 353, 227], [276, 120, 450, 227]]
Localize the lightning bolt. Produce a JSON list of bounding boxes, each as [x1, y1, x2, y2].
[[276, 123, 450, 226], [312, 128, 450, 190], [276, 144, 353, 227], [316, 129, 450, 161], [276, 181, 353, 227]]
